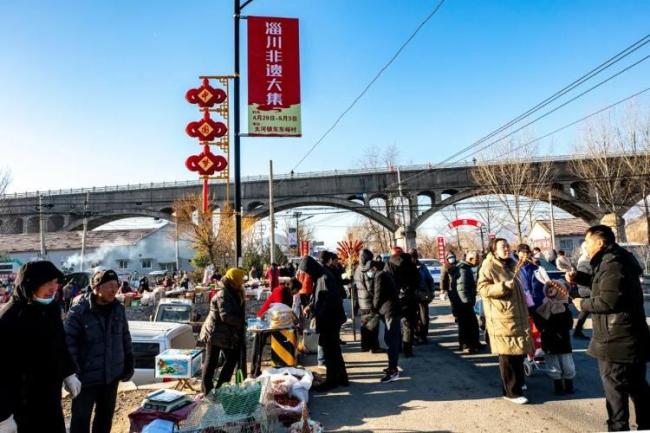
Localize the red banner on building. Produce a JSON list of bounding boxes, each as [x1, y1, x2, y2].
[[436, 236, 447, 264], [299, 240, 310, 256], [247, 16, 301, 137]]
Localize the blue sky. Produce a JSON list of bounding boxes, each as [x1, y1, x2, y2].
[[2, 1, 650, 245]]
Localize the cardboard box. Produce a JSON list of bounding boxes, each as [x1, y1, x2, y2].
[[155, 349, 203, 379]]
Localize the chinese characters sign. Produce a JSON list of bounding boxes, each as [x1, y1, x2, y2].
[[247, 16, 301, 137], [436, 236, 447, 264]]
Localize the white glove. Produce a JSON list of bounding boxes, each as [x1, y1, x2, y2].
[[0, 415, 18, 433], [63, 374, 82, 399]]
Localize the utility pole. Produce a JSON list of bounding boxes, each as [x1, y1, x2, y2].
[[80, 192, 90, 272], [268, 160, 276, 264], [548, 191, 557, 251], [174, 218, 180, 272], [38, 195, 47, 259]]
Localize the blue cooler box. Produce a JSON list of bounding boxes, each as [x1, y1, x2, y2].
[[155, 349, 203, 379]]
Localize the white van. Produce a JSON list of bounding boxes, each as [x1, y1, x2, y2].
[[129, 321, 197, 386]]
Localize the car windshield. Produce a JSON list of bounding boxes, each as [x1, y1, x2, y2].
[[537, 259, 559, 272], [158, 306, 191, 323], [420, 259, 441, 267]]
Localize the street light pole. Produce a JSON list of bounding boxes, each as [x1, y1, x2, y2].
[[233, 0, 245, 267]]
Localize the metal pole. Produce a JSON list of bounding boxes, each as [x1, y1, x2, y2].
[[175, 219, 180, 272], [269, 160, 276, 264], [39, 195, 46, 258], [295, 212, 300, 256], [80, 192, 89, 272], [233, 0, 243, 267], [549, 191, 557, 251]]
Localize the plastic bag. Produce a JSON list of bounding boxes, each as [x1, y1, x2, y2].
[[259, 367, 314, 406], [267, 303, 295, 328]]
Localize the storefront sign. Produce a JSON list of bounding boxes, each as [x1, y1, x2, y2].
[[247, 16, 301, 137], [436, 236, 446, 264]]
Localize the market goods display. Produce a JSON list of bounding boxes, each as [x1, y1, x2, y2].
[[210, 371, 262, 416], [266, 303, 295, 329]]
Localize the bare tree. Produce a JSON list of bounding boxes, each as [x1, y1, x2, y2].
[[0, 168, 12, 235], [472, 137, 554, 243], [619, 106, 650, 245], [572, 113, 643, 241]]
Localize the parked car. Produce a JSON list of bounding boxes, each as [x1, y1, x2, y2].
[[420, 259, 442, 286], [129, 321, 197, 385], [152, 298, 203, 337]]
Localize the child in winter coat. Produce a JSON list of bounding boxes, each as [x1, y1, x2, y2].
[[534, 282, 576, 395]]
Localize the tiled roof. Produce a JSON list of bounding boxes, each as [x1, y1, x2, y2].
[[0, 229, 156, 253], [535, 218, 590, 237]]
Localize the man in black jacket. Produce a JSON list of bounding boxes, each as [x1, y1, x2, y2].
[[354, 249, 381, 352], [369, 260, 401, 383], [65, 269, 134, 433], [568, 225, 650, 432], [456, 251, 482, 353], [301, 255, 349, 391], [386, 252, 419, 357]]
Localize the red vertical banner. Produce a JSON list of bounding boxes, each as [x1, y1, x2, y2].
[[436, 236, 447, 264], [247, 16, 301, 137], [300, 240, 310, 256]]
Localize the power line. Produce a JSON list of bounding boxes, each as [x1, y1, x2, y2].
[[392, 36, 650, 188], [288, 0, 447, 173]]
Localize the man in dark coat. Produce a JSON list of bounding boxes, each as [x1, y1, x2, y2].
[[301, 255, 349, 391], [456, 251, 482, 352], [65, 269, 134, 433], [386, 251, 419, 357], [354, 248, 381, 352], [369, 260, 401, 383], [568, 225, 650, 431], [410, 248, 434, 344], [0, 261, 78, 433]]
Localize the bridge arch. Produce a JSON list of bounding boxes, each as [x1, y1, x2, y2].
[[62, 210, 173, 231], [412, 189, 602, 229], [248, 196, 398, 232]]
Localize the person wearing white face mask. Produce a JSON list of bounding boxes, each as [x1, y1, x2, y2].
[[0, 261, 80, 433]]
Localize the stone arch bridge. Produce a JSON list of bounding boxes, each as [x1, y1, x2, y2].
[[0, 156, 639, 246]]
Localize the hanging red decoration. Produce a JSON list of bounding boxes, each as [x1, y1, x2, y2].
[[185, 78, 227, 108], [186, 111, 228, 142], [185, 146, 228, 177]]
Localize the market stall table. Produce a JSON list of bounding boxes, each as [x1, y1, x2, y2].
[[128, 401, 198, 432]]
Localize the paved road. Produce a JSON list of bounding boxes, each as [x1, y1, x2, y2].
[[309, 299, 650, 433]]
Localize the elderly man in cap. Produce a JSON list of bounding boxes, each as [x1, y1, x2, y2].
[[65, 269, 134, 433]]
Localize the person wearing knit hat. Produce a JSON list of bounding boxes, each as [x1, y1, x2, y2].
[[199, 267, 246, 394], [65, 269, 133, 433], [0, 261, 79, 433]]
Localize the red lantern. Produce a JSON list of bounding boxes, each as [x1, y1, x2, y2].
[[185, 78, 227, 108], [186, 111, 228, 142], [185, 146, 228, 176]]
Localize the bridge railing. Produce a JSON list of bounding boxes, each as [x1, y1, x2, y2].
[[0, 153, 606, 199]]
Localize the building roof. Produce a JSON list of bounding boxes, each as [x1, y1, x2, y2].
[[534, 218, 590, 237], [0, 229, 157, 254]]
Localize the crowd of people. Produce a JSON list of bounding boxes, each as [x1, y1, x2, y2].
[[0, 223, 648, 432]]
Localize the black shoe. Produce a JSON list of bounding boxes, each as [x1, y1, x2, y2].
[[380, 369, 399, 384], [564, 379, 574, 394], [370, 348, 386, 354], [553, 380, 564, 395], [339, 339, 347, 345], [573, 331, 590, 340]]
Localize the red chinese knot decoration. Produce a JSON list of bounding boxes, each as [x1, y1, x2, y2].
[[185, 146, 228, 177], [186, 78, 227, 108], [186, 111, 228, 142]]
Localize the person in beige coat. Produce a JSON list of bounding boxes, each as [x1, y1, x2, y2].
[[478, 238, 533, 404]]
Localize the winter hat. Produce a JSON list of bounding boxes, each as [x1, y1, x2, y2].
[[391, 246, 404, 255], [91, 269, 119, 288], [446, 252, 457, 263], [359, 248, 374, 272], [223, 268, 246, 288], [13, 261, 64, 301]]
